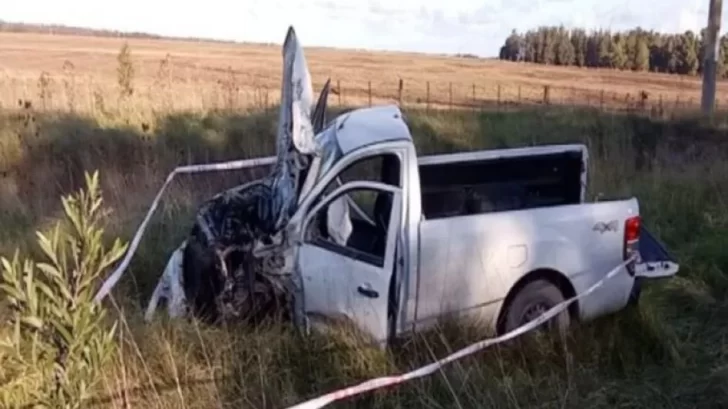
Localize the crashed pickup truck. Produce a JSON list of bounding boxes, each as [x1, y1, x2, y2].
[[93, 26, 679, 345]]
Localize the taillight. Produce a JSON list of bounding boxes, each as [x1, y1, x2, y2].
[[624, 216, 641, 274], [625, 216, 640, 243]]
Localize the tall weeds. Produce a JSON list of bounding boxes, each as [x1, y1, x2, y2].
[[0, 171, 127, 408], [0, 36, 725, 408]]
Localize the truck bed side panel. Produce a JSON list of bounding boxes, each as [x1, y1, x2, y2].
[[412, 198, 640, 332]]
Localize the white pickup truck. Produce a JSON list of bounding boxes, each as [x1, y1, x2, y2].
[[96, 27, 679, 347], [282, 104, 680, 343]]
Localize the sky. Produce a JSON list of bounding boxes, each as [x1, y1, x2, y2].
[[2, 0, 718, 57]]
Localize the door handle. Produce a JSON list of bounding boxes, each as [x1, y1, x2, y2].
[[357, 285, 379, 299]]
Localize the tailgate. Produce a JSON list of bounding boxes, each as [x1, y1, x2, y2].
[[634, 225, 680, 279]]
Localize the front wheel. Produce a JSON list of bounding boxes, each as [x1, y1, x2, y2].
[[501, 279, 570, 336]]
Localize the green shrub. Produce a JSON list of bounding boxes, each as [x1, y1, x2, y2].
[[0, 171, 127, 408]]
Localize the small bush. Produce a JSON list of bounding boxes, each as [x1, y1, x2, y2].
[[0, 171, 127, 408]]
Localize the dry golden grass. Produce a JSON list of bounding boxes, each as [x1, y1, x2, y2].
[[1, 31, 724, 115], [1, 104, 727, 409], [2, 29, 728, 409]]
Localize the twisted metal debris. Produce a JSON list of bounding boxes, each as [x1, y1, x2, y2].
[[177, 27, 337, 324], [95, 26, 341, 326]]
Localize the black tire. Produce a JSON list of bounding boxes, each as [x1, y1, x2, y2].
[[182, 227, 224, 324], [501, 279, 570, 335]]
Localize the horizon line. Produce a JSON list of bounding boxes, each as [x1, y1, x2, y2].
[[0, 19, 500, 60]]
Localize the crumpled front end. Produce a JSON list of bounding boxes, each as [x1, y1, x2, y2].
[[94, 26, 342, 330], [145, 241, 187, 322], [140, 27, 338, 326]]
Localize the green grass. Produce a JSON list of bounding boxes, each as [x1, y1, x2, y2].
[[1, 104, 727, 408]]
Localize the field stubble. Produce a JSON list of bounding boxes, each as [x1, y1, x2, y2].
[[2, 32, 728, 117], [0, 31, 727, 409]]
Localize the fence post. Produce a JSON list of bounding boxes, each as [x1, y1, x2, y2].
[[337, 79, 341, 106], [497, 84, 502, 107], [449, 82, 453, 110], [600, 89, 604, 110], [398, 79, 403, 105], [472, 83, 476, 111], [543, 85, 550, 105], [518, 86, 522, 104], [368, 81, 372, 107], [659, 94, 663, 113], [426, 81, 430, 111]]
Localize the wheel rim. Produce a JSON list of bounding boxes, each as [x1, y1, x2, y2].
[[520, 302, 550, 327]]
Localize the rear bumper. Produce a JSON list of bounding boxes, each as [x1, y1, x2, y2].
[[627, 260, 679, 307], [634, 260, 679, 279], [579, 258, 680, 320]]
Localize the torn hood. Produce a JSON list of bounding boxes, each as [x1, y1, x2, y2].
[[268, 26, 337, 232]]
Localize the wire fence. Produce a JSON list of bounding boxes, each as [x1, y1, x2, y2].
[[323, 78, 708, 118], [0, 72, 716, 119]]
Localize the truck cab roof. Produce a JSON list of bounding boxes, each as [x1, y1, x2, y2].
[[330, 104, 413, 155], [327, 104, 588, 165]]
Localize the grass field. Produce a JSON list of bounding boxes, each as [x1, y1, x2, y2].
[[1, 30, 728, 409], [1, 32, 725, 115]]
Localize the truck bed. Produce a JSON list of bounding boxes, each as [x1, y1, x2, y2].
[[418, 149, 585, 219]]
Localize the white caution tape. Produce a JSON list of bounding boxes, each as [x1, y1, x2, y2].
[[94, 156, 276, 303], [284, 256, 636, 409], [90, 155, 636, 409]]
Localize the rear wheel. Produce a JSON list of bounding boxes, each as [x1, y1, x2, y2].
[[501, 279, 570, 335]]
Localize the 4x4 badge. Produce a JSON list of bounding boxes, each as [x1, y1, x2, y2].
[[593, 220, 618, 233]]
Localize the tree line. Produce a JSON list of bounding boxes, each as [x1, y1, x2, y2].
[[498, 26, 728, 77]]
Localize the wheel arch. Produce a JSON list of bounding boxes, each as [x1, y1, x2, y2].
[[495, 268, 579, 335]]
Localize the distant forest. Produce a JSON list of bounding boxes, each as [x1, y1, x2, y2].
[[0, 20, 241, 44], [498, 26, 728, 77]]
